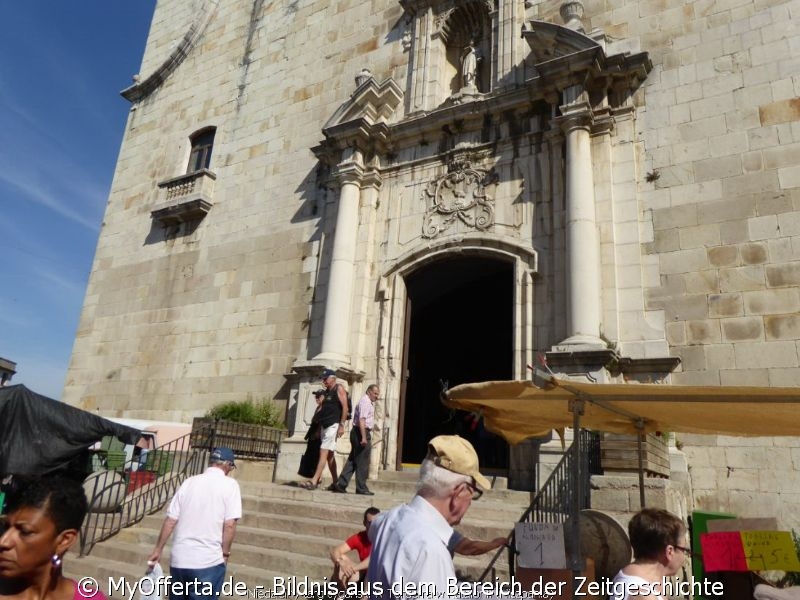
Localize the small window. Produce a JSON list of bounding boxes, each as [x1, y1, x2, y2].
[[187, 127, 216, 173]]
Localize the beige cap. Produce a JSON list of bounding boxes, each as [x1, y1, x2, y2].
[[428, 435, 491, 491]]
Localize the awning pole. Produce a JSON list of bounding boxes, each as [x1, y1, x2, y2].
[[636, 419, 646, 508], [569, 399, 585, 600]]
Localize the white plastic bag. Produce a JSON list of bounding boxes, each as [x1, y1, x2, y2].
[[138, 563, 164, 600]]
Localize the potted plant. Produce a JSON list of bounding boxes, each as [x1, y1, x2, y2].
[[192, 397, 286, 460]]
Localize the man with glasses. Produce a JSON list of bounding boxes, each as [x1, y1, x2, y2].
[[609, 508, 689, 600], [333, 384, 380, 495], [366, 435, 489, 599]]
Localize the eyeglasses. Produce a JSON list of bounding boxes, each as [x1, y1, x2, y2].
[[673, 544, 692, 555], [463, 480, 483, 501]]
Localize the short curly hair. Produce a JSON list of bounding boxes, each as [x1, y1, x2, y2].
[[6, 476, 87, 532]]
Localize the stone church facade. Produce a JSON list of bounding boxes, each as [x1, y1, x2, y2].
[[66, 0, 800, 525]]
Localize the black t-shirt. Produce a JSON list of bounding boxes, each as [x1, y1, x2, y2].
[[317, 384, 343, 428]]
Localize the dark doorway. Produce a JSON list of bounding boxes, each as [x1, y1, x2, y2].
[[400, 256, 513, 470]]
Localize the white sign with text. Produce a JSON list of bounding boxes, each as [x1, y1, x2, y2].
[[515, 522, 567, 569]]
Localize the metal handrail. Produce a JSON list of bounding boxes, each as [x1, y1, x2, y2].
[[477, 430, 600, 581], [79, 425, 215, 555]]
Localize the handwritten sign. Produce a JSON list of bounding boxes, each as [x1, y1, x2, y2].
[[741, 531, 800, 572], [701, 531, 800, 572], [515, 522, 566, 569], [700, 532, 748, 572]]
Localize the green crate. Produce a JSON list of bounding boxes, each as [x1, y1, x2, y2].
[[105, 450, 127, 470], [145, 450, 174, 476]]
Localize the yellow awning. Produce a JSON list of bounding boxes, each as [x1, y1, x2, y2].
[[444, 377, 800, 444]]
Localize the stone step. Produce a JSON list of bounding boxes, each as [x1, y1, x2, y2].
[[71, 474, 523, 594], [239, 483, 530, 523], [276, 473, 520, 497], [78, 531, 510, 585], [65, 554, 291, 599], [373, 468, 510, 491], [115, 514, 513, 570]]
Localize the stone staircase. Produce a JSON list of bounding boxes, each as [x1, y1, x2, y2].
[[66, 465, 533, 597]]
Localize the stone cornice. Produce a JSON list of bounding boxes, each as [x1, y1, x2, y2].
[[286, 360, 365, 384], [121, 0, 220, 103]]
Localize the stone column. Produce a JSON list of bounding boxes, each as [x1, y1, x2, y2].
[[558, 86, 603, 347], [316, 148, 364, 363]]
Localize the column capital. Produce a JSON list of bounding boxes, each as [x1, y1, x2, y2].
[[555, 104, 594, 134], [361, 168, 383, 191], [336, 162, 365, 186], [335, 146, 367, 185]]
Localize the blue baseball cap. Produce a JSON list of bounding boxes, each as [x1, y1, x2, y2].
[[210, 447, 236, 466], [321, 368, 336, 380]]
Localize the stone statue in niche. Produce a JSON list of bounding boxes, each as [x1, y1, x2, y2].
[[460, 40, 482, 92]]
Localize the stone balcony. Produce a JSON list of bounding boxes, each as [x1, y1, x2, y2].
[[151, 169, 216, 226]]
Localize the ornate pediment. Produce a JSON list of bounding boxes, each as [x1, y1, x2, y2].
[[323, 76, 403, 131], [521, 20, 601, 65], [521, 19, 652, 100]]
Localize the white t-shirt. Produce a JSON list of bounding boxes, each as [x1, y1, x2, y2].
[[609, 571, 665, 600], [167, 466, 242, 568]]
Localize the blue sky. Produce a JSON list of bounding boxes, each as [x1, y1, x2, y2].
[[1, 3, 155, 399]]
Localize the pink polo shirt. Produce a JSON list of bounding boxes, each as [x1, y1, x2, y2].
[[353, 394, 375, 430]]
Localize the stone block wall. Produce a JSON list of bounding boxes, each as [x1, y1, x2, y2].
[[64, 0, 411, 420], [66, 0, 800, 519]]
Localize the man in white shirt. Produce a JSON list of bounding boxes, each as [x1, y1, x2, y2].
[[333, 384, 379, 495], [147, 447, 242, 600], [366, 435, 490, 600]]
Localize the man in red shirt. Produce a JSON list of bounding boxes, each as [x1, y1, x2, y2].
[[330, 507, 380, 589]]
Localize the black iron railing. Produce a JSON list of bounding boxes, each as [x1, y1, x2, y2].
[[79, 418, 286, 555], [478, 430, 601, 581], [190, 418, 284, 461], [79, 424, 214, 556]]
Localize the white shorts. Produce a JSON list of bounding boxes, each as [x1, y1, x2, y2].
[[320, 422, 339, 451]]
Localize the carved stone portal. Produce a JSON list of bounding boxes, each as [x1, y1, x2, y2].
[[422, 158, 495, 238]]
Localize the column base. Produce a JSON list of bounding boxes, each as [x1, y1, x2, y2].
[[312, 351, 351, 364], [545, 347, 618, 383], [552, 334, 607, 350], [280, 359, 365, 480]]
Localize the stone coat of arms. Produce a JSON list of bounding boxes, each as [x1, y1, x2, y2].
[[422, 159, 495, 238]]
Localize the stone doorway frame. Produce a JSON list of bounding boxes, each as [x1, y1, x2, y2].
[[377, 237, 538, 471]]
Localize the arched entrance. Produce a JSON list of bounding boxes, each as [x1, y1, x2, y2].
[[399, 256, 512, 470]]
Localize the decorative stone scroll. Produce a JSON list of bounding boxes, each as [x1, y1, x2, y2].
[[422, 158, 495, 238]]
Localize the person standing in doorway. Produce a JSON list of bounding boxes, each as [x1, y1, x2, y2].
[[147, 447, 242, 600], [332, 384, 379, 495], [300, 368, 348, 490]]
